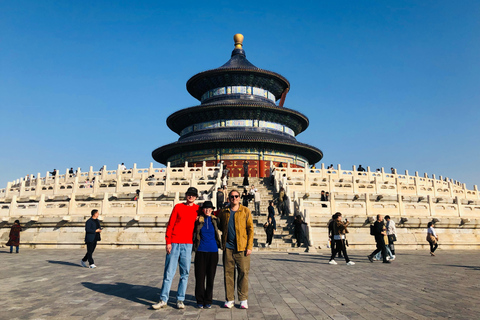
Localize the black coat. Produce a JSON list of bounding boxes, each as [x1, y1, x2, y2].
[[85, 218, 101, 243]]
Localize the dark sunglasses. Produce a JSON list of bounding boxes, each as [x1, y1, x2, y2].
[[229, 195, 240, 199]]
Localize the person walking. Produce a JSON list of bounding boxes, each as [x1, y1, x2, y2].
[[152, 187, 200, 310], [385, 215, 397, 260], [80, 210, 102, 268], [278, 187, 285, 215], [427, 221, 439, 256], [264, 216, 275, 248], [193, 201, 221, 309], [217, 189, 254, 309], [367, 214, 390, 263], [328, 213, 355, 265], [241, 188, 249, 207], [6, 220, 22, 253]]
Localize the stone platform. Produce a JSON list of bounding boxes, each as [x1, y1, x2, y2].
[[0, 248, 479, 319]]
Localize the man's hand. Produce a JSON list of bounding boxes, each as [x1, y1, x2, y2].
[[96, 229, 102, 233], [245, 249, 252, 256], [166, 244, 172, 254]]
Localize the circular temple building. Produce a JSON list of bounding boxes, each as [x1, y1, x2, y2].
[[152, 34, 323, 177]]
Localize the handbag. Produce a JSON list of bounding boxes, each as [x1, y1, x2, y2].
[[426, 234, 437, 244]]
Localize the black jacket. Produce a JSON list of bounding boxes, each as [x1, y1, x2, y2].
[[85, 218, 101, 243]]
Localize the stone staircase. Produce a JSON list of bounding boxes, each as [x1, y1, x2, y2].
[[227, 177, 308, 252]]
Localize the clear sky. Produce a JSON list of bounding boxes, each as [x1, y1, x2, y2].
[[1, 1, 479, 189]]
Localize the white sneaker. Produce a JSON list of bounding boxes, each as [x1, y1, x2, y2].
[[240, 300, 248, 309], [176, 301, 185, 309], [152, 300, 167, 310], [391, 255, 396, 260], [328, 260, 337, 265], [80, 260, 87, 268], [346, 261, 355, 265], [89, 264, 97, 268], [224, 301, 234, 309]]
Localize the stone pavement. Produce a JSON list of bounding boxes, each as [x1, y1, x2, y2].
[[1, 248, 479, 320]]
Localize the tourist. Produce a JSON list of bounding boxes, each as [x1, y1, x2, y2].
[[254, 187, 261, 216], [193, 201, 221, 309], [292, 215, 308, 250], [69, 167, 74, 177], [321, 190, 326, 201], [385, 215, 397, 259], [427, 221, 439, 256], [328, 213, 355, 265], [152, 187, 200, 310], [277, 187, 285, 215], [268, 200, 275, 218], [391, 167, 395, 174], [249, 185, 257, 202], [358, 164, 365, 172], [120, 163, 127, 171], [6, 220, 22, 254], [80, 209, 102, 268], [325, 192, 330, 202], [242, 161, 250, 186], [217, 189, 254, 309], [50, 169, 57, 176], [367, 214, 390, 263], [327, 214, 337, 258], [241, 188, 249, 207], [264, 216, 275, 248], [201, 191, 210, 201], [217, 187, 225, 209]]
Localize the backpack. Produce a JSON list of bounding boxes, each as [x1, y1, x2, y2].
[[370, 224, 376, 236]]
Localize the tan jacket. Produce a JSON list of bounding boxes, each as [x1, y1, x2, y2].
[[217, 204, 254, 251]]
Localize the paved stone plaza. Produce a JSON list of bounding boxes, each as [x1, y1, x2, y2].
[[1, 248, 479, 320]]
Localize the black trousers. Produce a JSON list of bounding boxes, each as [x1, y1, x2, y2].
[[194, 251, 219, 305], [82, 241, 97, 265], [370, 237, 388, 262], [429, 241, 438, 253], [266, 232, 273, 245], [330, 239, 350, 262]]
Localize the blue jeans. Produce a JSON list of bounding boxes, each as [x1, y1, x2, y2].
[[160, 243, 193, 302], [10, 246, 19, 253], [375, 245, 393, 260]]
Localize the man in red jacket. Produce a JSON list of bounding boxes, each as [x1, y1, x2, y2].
[[152, 187, 199, 310]]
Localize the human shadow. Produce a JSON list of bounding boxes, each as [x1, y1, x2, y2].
[[82, 282, 198, 307], [443, 264, 480, 271], [47, 260, 82, 267]]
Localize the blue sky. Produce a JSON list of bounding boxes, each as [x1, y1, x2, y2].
[[1, 1, 479, 188]]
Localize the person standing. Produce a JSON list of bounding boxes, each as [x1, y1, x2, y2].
[[6, 220, 22, 254], [242, 161, 250, 186], [385, 215, 397, 259], [193, 201, 221, 309], [217, 189, 254, 309], [264, 216, 275, 247], [241, 188, 249, 207], [327, 214, 337, 259], [427, 221, 439, 256], [152, 187, 200, 310], [328, 213, 355, 265], [293, 215, 308, 251], [277, 187, 285, 215], [216, 187, 225, 209], [254, 188, 261, 216], [367, 214, 390, 263], [81, 210, 102, 268]]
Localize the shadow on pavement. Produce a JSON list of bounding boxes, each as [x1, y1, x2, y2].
[[443, 264, 480, 271], [82, 282, 159, 306], [47, 260, 83, 267]]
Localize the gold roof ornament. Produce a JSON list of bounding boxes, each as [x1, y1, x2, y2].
[[234, 34, 244, 49]]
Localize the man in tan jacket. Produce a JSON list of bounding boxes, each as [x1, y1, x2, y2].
[[217, 189, 254, 309]]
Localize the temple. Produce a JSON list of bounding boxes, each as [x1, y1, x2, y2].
[[152, 34, 322, 177]]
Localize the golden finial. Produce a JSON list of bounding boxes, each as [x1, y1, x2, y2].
[[234, 34, 244, 49]]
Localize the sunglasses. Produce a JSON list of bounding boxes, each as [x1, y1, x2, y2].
[[229, 195, 240, 199]]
